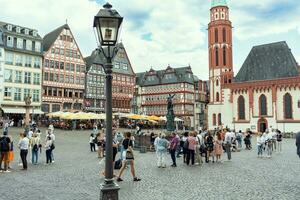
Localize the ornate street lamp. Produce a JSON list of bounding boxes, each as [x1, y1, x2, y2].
[[93, 2, 123, 200]]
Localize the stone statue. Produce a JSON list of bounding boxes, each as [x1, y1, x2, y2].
[[166, 94, 175, 132]]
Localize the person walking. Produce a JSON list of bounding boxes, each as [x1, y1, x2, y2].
[[195, 131, 203, 165], [236, 130, 243, 150], [169, 132, 180, 167], [276, 130, 283, 153], [18, 133, 29, 170], [296, 132, 300, 158], [96, 132, 105, 158], [156, 133, 169, 168], [117, 132, 141, 182], [0, 132, 11, 172], [89, 133, 96, 152], [257, 132, 264, 158], [31, 133, 41, 165], [224, 129, 232, 161], [186, 132, 197, 166], [181, 132, 189, 163], [45, 136, 53, 164], [214, 132, 223, 162]]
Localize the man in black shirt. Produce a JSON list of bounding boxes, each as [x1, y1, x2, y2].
[[0, 132, 11, 172]]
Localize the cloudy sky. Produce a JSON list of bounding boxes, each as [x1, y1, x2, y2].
[[0, 0, 299, 80]]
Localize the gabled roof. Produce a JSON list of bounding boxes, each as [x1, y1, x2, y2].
[[43, 24, 69, 52], [235, 41, 299, 83], [85, 43, 135, 76], [136, 66, 196, 86]]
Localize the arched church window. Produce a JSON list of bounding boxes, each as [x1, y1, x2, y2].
[[223, 46, 226, 66], [215, 28, 218, 43], [284, 93, 293, 119], [216, 92, 220, 102], [238, 95, 245, 120], [218, 113, 222, 126], [259, 94, 267, 116], [215, 47, 219, 66], [222, 28, 226, 42], [213, 114, 216, 126]]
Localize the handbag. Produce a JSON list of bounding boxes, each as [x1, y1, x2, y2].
[[126, 150, 134, 159]]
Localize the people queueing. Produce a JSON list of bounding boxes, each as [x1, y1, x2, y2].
[[257, 132, 264, 158], [224, 129, 233, 161], [181, 132, 189, 163], [0, 131, 12, 172], [186, 132, 197, 166], [170, 132, 180, 167], [31, 133, 41, 165], [18, 133, 29, 170], [276, 130, 283, 153], [117, 132, 141, 182], [214, 132, 223, 162], [205, 132, 215, 163], [156, 133, 169, 168]]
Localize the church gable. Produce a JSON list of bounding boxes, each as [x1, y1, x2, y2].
[[235, 41, 299, 82]]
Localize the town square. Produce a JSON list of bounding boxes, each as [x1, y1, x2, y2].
[[0, 0, 300, 200]]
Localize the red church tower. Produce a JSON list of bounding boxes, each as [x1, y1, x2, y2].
[[208, 0, 234, 104]]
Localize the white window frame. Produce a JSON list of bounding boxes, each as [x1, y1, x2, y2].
[[7, 36, 13, 47], [26, 40, 32, 51], [17, 38, 23, 49]]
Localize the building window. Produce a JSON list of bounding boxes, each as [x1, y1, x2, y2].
[[298, 100, 300, 108], [14, 88, 22, 101], [216, 79, 219, 86], [215, 28, 218, 43], [24, 72, 31, 84], [17, 38, 23, 49], [238, 95, 245, 120], [23, 89, 31, 100], [4, 69, 12, 82], [223, 47, 226, 66], [26, 40, 32, 51], [70, 64, 75, 71], [52, 104, 60, 112], [122, 63, 128, 70], [76, 64, 80, 72], [7, 36, 13, 47], [216, 92, 220, 102], [4, 87, 12, 97], [45, 59, 49, 68], [33, 73, 40, 85], [222, 28, 226, 43], [34, 57, 40, 68], [25, 56, 32, 67], [215, 47, 219, 66], [35, 42, 41, 52], [218, 113, 222, 126], [15, 54, 23, 66], [114, 62, 120, 69], [213, 114, 216, 126], [42, 104, 50, 113], [284, 93, 293, 119], [5, 52, 13, 65], [60, 62, 64, 70], [32, 90, 40, 102], [55, 61, 59, 69], [65, 63, 70, 71], [15, 71, 22, 83], [44, 72, 49, 81], [259, 94, 267, 116]]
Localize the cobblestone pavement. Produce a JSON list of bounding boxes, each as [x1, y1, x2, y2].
[[1, 128, 299, 200]]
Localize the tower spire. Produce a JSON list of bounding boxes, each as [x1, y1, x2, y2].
[[211, 0, 227, 8]]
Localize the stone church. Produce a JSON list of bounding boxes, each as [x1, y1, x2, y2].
[[207, 0, 300, 133]]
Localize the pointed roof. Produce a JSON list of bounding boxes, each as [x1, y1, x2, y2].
[[43, 24, 70, 52], [211, 0, 227, 8], [235, 41, 299, 82]]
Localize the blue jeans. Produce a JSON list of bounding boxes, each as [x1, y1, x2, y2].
[[32, 149, 39, 164], [257, 145, 263, 156]]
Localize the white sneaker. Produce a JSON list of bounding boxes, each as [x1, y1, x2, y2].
[[0, 170, 3, 173], [18, 163, 23, 166], [52, 161, 55, 163], [3, 170, 11, 173]]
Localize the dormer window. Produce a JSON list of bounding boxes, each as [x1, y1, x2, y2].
[[16, 27, 21, 33], [33, 31, 37, 37], [7, 24, 12, 31], [25, 29, 29, 35]]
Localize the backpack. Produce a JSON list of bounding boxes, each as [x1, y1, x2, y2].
[[206, 136, 214, 148], [114, 159, 122, 169], [0, 137, 9, 152], [33, 144, 38, 152], [183, 139, 189, 149]]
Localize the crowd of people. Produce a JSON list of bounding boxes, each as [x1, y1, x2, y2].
[[0, 125, 56, 173]]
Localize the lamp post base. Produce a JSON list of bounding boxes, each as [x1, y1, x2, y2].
[[100, 180, 120, 200]]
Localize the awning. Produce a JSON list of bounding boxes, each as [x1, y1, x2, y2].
[[1, 107, 44, 114]]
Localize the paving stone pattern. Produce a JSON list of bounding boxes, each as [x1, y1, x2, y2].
[[0, 128, 299, 200]]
